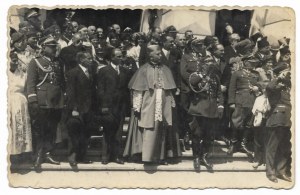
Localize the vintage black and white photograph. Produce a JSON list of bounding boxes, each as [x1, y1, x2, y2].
[[7, 5, 295, 188]]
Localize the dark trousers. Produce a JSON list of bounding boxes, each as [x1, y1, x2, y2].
[[265, 127, 291, 177], [190, 116, 218, 157], [31, 108, 62, 157], [253, 126, 267, 163], [230, 106, 253, 143], [218, 104, 231, 139], [101, 110, 124, 161], [66, 113, 92, 161], [178, 92, 192, 138]]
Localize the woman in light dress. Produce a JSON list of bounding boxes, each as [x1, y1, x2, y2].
[[9, 52, 32, 161]]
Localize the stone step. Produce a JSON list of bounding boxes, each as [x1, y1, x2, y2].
[[52, 147, 253, 163], [54, 137, 252, 162], [87, 135, 230, 147], [10, 160, 265, 172]]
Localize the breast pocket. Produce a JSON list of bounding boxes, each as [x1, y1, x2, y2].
[[268, 106, 291, 127]]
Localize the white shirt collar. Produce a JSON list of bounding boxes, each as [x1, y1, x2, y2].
[[79, 64, 87, 72], [162, 48, 169, 57], [213, 55, 220, 63], [111, 62, 119, 70]]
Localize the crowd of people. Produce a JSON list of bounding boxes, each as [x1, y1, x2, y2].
[[9, 8, 292, 183]]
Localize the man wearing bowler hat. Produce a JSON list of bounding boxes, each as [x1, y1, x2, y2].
[[27, 36, 65, 170]]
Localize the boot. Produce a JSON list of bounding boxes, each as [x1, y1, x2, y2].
[[193, 157, 200, 170], [227, 140, 237, 156], [200, 153, 213, 169], [227, 128, 239, 156], [33, 155, 42, 169], [252, 161, 263, 169], [241, 138, 254, 160], [221, 136, 231, 147], [44, 152, 60, 165]]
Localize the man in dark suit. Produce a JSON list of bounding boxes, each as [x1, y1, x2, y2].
[[223, 33, 240, 64], [211, 43, 231, 145], [27, 36, 65, 169], [161, 35, 182, 90], [161, 35, 183, 152], [97, 48, 132, 164], [66, 51, 96, 166], [59, 33, 84, 75]]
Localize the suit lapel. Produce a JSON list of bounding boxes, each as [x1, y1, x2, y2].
[[107, 64, 119, 77], [77, 66, 94, 85], [161, 52, 170, 67], [220, 60, 226, 74]]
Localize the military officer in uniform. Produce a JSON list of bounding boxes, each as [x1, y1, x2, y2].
[[227, 59, 260, 159], [182, 39, 224, 170], [265, 63, 292, 183], [27, 36, 65, 170]]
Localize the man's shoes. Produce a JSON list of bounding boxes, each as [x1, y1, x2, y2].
[[68, 153, 77, 166], [102, 160, 109, 165], [159, 160, 168, 165], [69, 161, 77, 166], [252, 162, 263, 169], [193, 157, 200, 169], [227, 142, 235, 156], [33, 155, 42, 169], [114, 158, 124, 164], [79, 159, 93, 164], [200, 153, 213, 169], [277, 174, 292, 182], [221, 136, 231, 147], [44, 153, 60, 165], [268, 175, 278, 183]]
